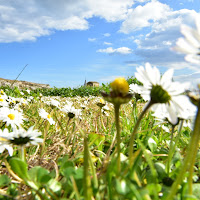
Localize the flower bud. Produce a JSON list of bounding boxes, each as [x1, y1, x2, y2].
[[110, 77, 129, 95]]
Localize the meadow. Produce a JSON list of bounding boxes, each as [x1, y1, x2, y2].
[[0, 72, 199, 200]]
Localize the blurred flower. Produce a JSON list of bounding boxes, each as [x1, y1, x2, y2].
[[0, 95, 8, 107], [0, 129, 13, 156], [0, 126, 43, 147], [133, 62, 190, 125], [152, 96, 197, 126], [0, 107, 25, 128], [96, 98, 106, 108], [174, 14, 200, 65], [61, 105, 82, 119], [50, 99, 60, 108], [0, 90, 5, 95], [129, 83, 143, 101], [39, 108, 55, 125]]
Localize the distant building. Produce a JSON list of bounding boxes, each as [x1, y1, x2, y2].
[[86, 81, 99, 87]]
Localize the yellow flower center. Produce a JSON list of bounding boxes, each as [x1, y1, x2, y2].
[[0, 98, 4, 102], [1, 90, 4, 94], [47, 114, 51, 119], [8, 114, 15, 120], [100, 98, 105, 104], [110, 77, 129, 94]]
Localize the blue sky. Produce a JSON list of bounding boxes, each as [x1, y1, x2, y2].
[[0, 0, 200, 88]]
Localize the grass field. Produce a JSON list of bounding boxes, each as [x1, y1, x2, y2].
[[0, 78, 199, 200]]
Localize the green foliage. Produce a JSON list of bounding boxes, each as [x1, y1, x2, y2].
[[0, 76, 140, 98]]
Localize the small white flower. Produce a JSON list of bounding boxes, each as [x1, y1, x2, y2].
[[0, 95, 8, 107], [174, 14, 200, 65], [26, 89, 30, 94], [39, 108, 55, 125], [0, 107, 25, 128], [61, 104, 82, 119], [50, 99, 60, 108]]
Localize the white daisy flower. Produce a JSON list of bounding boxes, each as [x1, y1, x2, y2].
[[0, 107, 25, 128], [0, 95, 8, 107], [61, 104, 82, 119], [174, 14, 200, 65], [0, 126, 43, 147], [38, 108, 55, 125], [0, 129, 13, 156], [50, 99, 60, 108], [129, 83, 143, 101], [132, 63, 190, 125]]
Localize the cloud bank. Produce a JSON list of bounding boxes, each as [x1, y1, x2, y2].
[[0, 0, 133, 42]]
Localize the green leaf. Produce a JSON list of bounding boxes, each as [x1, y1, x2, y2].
[[146, 183, 161, 196], [9, 157, 29, 180], [154, 162, 167, 179], [62, 167, 76, 178], [0, 175, 10, 187], [74, 167, 84, 180], [148, 137, 157, 153], [88, 132, 105, 151], [192, 183, 200, 199], [183, 195, 198, 200], [47, 179, 62, 194], [115, 179, 129, 195], [28, 166, 51, 185]]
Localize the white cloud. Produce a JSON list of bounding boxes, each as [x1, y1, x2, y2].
[[121, 0, 200, 71], [120, 0, 197, 34], [120, 0, 171, 33], [88, 38, 96, 42], [0, 0, 134, 43], [103, 33, 111, 37], [104, 42, 112, 45], [97, 47, 132, 54]]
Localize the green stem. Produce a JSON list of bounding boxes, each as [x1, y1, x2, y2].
[[83, 137, 92, 200], [166, 102, 200, 200], [167, 125, 175, 176], [129, 101, 153, 167], [18, 146, 26, 162], [100, 108, 106, 132], [114, 103, 121, 175]]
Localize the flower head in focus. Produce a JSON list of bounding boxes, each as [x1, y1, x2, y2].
[[130, 62, 191, 125], [174, 14, 200, 65], [0, 107, 25, 128], [110, 77, 129, 95], [39, 108, 55, 125], [102, 77, 132, 105]]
